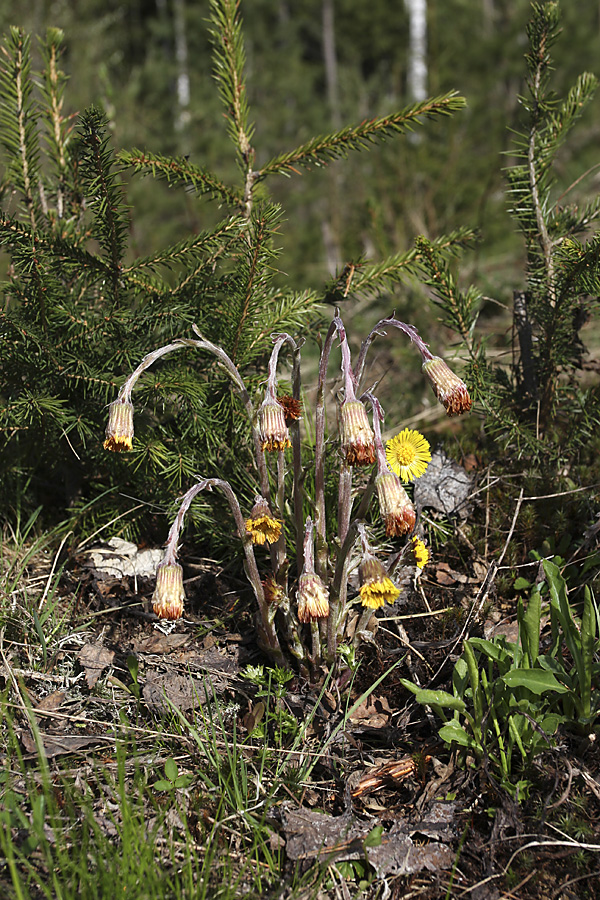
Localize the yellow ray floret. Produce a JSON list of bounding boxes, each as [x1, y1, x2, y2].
[[385, 428, 431, 483]]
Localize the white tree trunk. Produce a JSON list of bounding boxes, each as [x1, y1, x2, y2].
[[173, 0, 191, 134], [405, 0, 427, 102]]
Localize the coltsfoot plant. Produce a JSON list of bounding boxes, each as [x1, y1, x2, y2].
[[104, 313, 471, 677]]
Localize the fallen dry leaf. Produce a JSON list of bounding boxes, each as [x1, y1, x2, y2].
[[280, 804, 454, 878], [21, 731, 112, 758], [78, 642, 115, 688], [142, 671, 225, 714], [349, 694, 393, 729], [132, 633, 190, 654], [34, 690, 66, 715]]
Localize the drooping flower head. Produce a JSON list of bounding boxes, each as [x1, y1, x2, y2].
[[259, 395, 291, 452], [296, 517, 329, 623], [375, 471, 416, 537], [336, 318, 375, 466], [104, 399, 134, 452], [258, 338, 292, 452], [386, 428, 431, 483], [152, 562, 185, 620], [363, 392, 417, 537], [422, 357, 472, 417], [339, 399, 376, 466], [245, 496, 282, 546], [357, 526, 400, 609]]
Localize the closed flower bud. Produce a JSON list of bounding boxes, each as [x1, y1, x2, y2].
[[152, 563, 185, 620], [422, 357, 472, 417], [376, 471, 416, 537], [259, 398, 291, 452], [296, 572, 329, 623], [339, 399, 376, 466], [103, 399, 134, 452], [245, 496, 282, 545], [359, 555, 400, 609]]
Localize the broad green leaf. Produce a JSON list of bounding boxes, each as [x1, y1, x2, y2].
[[364, 825, 384, 848], [501, 669, 569, 694], [438, 721, 479, 750], [164, 757, 178, 782], [411, 687, 467, 712], [514, 577, 532, 590], [521, 588, 541, 664]]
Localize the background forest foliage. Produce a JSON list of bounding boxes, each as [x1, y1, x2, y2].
[[2, 0, 600, 556]]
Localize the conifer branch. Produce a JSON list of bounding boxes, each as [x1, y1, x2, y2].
[[121, 217, 246, 274], [121, 149, 243, 209], [76, 108, 128, 294], [258, 93, 466, 178], [332, 227, 478, 297], [208, 0, 254, 164], [0, 28, 40, 232], [39, 29, 73, 220]]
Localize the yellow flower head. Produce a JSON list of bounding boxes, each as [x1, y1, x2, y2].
[[245, 497, 282, 546], [359, 556, 400, 609], [103, 399, 134, 452], [412, 537, 430, 570], [152, 562, 185, 620], [385, 428, 431, 483]]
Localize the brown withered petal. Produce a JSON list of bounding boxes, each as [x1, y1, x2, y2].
[[339, 399, 376, 467], [422, 357, 472, 417], [262, 575, 286, 605], [152, 563, 185, 620], [278, 393, 303, 424]]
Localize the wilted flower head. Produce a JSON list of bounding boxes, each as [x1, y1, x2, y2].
[[411, 537, 429, 570], [296, 516, 329, 622], [297, 572, 330, 623], [422, 357, 472, 417], [339, 399, 376, 466], [262, 575, 286, 606], [278, 393, 302, 425], [245, 496, 282, 545], [152, 562, 185, 620], [375, 471, 416, 537], [385, 428, 431, 483], [259, 396, 291, 452], [359, 554, 400, 609], [103, 399, 134, 452]]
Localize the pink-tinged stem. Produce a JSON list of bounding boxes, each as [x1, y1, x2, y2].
[[270, 333, 304, 574], [314, 313, 347, 579], [354, 317, 434, 389], [165, 477, 285, 665]]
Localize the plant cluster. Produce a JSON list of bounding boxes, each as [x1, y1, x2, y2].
[[104, 309, 470, 675], [403, 559, 599, 798]]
